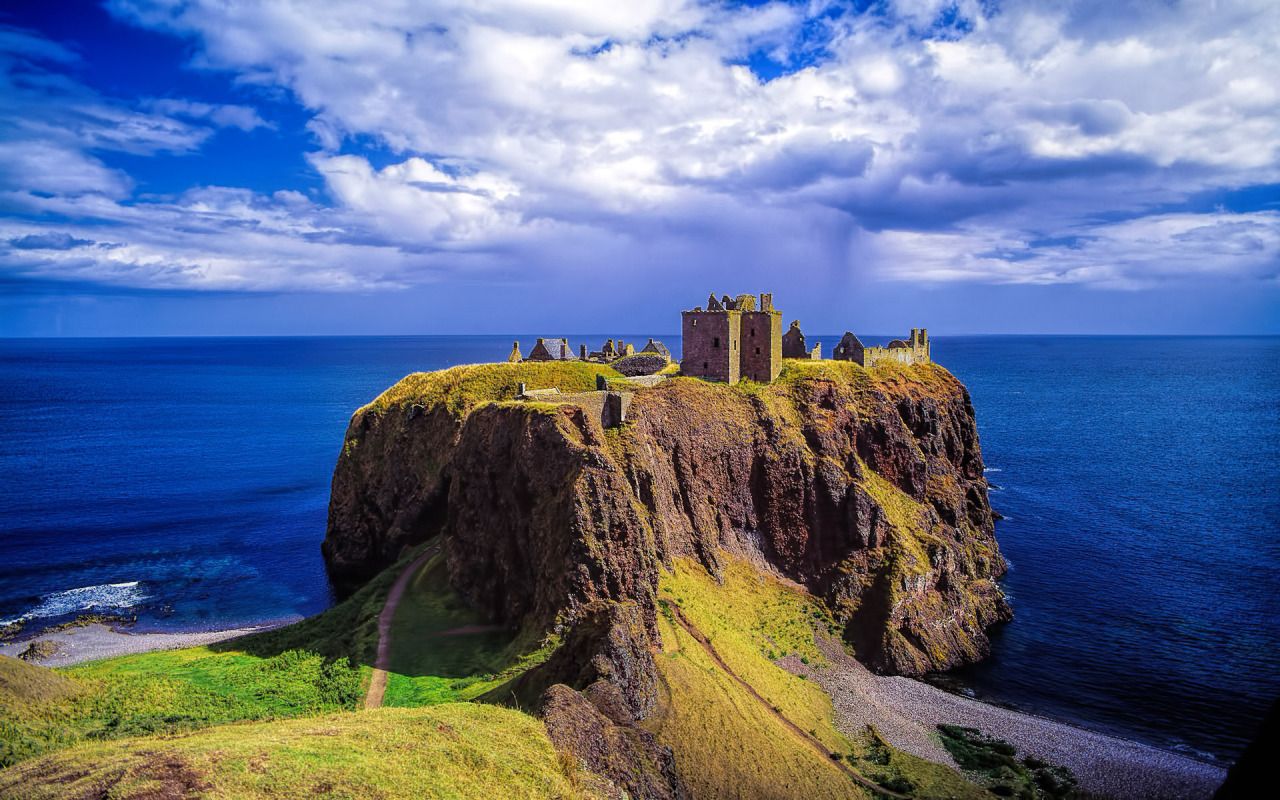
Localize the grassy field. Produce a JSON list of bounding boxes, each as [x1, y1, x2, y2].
[[649, 557, 987, 800], [0, 704, 601, 800], [0, 538, 568, 770]]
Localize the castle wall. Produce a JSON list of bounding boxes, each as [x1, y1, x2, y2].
[[681, 310, 740, 383], [863, 340, 931, 367], [740, 310, 782, 382], [864, 346, 915, 367]]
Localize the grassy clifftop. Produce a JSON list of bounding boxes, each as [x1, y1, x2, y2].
[[360, 361, 622, 419], [0, 704, 600, 800]]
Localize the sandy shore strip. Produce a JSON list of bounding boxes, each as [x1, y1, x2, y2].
[[781, 636, 1226, 800], [0, 618, 299, 668]]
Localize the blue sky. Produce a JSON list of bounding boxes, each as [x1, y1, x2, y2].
[[1, 0, 1278, 336]]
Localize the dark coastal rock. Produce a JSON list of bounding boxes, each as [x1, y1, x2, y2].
[[542, 683, 688, 800], [324, 361, 1009, 677], [483, 600, 659, 723]]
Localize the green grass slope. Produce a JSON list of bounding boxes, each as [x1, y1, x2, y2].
[[0, 704, 602, 800], [0, 544, 430, 768], [648, 557, 988, 800]]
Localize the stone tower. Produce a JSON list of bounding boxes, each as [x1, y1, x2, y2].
[[681, 292, 782, 383], [739, 293, 782, 382], [909, 328, 931, 362]]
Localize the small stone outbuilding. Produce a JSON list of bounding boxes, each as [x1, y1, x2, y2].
[[640, 339, 671, 362], [527, 338, 576, 361]]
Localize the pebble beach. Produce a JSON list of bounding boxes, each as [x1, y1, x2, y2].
[[782, 636, 1226, 800]]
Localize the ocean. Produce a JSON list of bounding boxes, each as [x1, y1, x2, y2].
[[0, 335, 1276, 763]]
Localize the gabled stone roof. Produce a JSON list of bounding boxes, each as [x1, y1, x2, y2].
[[640, 338, 671, 360]]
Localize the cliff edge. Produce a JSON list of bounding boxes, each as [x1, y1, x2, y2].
[[323, 359, 1008, 679]]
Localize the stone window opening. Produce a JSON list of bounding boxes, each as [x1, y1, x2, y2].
[[713, 336, 720, 348], [755, 346, 761, 355], [703, 362, 708, 370]]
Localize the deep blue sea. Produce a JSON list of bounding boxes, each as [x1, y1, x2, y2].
[[1, 336, 1276, 763]]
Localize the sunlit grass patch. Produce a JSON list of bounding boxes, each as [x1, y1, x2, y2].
[[362, 361, 622, 418], [650, 556, 987, 800], [0, 704, 602, 800], [647, 604, 870, 800]]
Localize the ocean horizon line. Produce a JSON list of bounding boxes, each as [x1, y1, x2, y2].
[[2, 332, 1278, 341]]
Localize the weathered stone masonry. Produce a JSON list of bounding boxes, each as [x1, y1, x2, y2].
[[680, 292, 781, 383]]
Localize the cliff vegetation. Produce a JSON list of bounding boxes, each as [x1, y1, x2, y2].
[[2, 357, 1013, 799], [0, 704, 602, 800], [317, 357, 1010, 798]]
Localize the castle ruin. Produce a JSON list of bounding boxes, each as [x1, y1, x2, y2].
[[831, 327, 929, 367], [681, 292, 783, 383], [680, 293, 929, 382], [512, 294, 930, 397], [782, 320, 822, 360]]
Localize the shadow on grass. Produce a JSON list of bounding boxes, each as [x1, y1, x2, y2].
[[203, 538, 550, 709], [206, 541, 423, 668], [383, 555, 517, 680]]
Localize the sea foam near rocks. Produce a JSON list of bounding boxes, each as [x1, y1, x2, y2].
[[1, 580, 148, 626]]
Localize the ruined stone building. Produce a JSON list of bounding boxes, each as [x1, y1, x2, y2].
[[640, 338, 671, 361], [526, 337, 575, 361], [512, 296, 929, 385], [681, 292, 782, 383], [516, 375, 632, 429], [782, 320, 821, 360], [832, 332, 864, 363], [830, 327, 930, 367]]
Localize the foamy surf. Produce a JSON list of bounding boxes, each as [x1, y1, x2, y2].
[[1, 580, 148, 626]]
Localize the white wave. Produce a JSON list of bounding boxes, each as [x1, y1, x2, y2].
[[1, 581, 148, 626], [984, 467, 1002, 473]]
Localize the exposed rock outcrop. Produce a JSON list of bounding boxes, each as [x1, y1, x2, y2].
[[542, 682, 688, 800], [324, 360, 1008, 679]]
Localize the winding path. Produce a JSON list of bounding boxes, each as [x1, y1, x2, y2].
[[363, 543, 440, 710], [665, 603, 907, 799]]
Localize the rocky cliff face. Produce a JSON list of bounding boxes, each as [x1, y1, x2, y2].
[[324, 360, 1008, 680]]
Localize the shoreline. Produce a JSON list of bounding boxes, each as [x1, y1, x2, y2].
[[0, 617, 298, 667], [784, 636, 1226, 800]]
